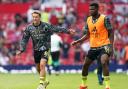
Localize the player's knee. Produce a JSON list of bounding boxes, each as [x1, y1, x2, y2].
[[35, 64, 40, 73], [37, 68, 40, 73], [84, 57, 92, 66], [101, 59, 105, 65], [101, 54, 109, 66], [82, 71, 88, 76], [40, 63, 45, 69], [40, 59, 47, 69], [84, 62, 90, 67]]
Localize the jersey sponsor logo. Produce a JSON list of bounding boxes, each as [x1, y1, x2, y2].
[[40, 46, 47, 51], [92, 27, 99, 38], [44, 51, 48, 57], [104, 45, 110, 53]]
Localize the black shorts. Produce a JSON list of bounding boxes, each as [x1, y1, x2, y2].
[[34, 50, 49, 63], [51, 51, 60, 62], [87, 44, 112, 60]]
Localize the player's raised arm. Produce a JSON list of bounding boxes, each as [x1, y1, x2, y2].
[[45, 23, 75, 35]]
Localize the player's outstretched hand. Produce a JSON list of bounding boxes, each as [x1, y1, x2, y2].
[[16, 50, 22, 55], [71, 41, 79, 46], [69, 29, 75, 35]]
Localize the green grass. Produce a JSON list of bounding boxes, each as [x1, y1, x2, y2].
[[0, 73, 128, 89]]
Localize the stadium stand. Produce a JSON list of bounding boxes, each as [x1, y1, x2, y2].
[[0, 0, 128, 70]]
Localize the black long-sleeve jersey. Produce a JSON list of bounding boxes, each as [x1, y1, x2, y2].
[[20, 22, 69, 52]]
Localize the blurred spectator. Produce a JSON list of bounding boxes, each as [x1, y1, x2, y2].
[[6, 20, 16, 31], [0, 47, 10, 65], [8, 43, 17, 64], [41, 0, 50, 3], [65, 8, 77, 26], [122, 7, 128, 22], [113, 0, 128, 3], [81, 41, 90, 59], [106, 1, 114, 19], [61, 38, 70, 61], [119, 23, 128, 44], [74, 45, 81, 65], [41, 10, 49, 23], [27, 6, 34, 23], [22, 13, 28, 23], [114, 30, 121, 41], [114, 39, 125, 64], [0, 27, 4, 37], [0, 36, 5, 51], [0, 27, 4, 50], [15, 13, 23, 28], [58, 11, 65, 26], [73, 27, 82, 65], [0, 0, 128, 66], [51, 33, 62, 75], [49, 8, 59, 25], [124, 44, 128, 64]]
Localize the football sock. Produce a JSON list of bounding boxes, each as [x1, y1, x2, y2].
[[98, 74, 103, 83], [40, 76, 46, 84], [81, 76, 87, 86], [104, 76, 110, 88]]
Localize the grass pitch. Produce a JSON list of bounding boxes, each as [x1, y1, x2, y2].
[[0, 72, 128, 89]]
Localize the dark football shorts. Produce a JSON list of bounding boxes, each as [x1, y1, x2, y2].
[[34, 49, 50, 63], [51, 51, 60, 62], [86, 44, 112, 60]]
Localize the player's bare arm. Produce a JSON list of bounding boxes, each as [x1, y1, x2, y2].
[[104, 16, 114, 55], [108, 29, 114, 45], [71, 34, 87, 46], [16, 50, 23, 55], [71, 24, 89, 46], [105, 17, 114, 45], [69, 28, 76, 35]]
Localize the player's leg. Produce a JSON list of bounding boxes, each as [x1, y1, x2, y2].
[[79, 49, 97, 89], [101, 45, 112, 89], [40, 50, 50, 88], [37, 59, 49, 89], [97, 57, 103, 85], [47, 54, 52, 75], [54, 51, 60, 75], [34, 51, 41, 74], [46, 65, 51, 75], [51, 52, 55, 74], [36, 63, 40, 73], [101, 54, 110, 89], [51, 51, 60, 75], [34, 50, 49, 89], [80, 57, 93, 88], [37, 60, 49, 89], [40, 59, 47, 84]]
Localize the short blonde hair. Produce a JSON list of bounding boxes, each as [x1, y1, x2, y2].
[[32, 10, 41, 17]]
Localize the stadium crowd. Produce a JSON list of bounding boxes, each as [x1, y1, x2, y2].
[[0, 0, 128, 66]]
